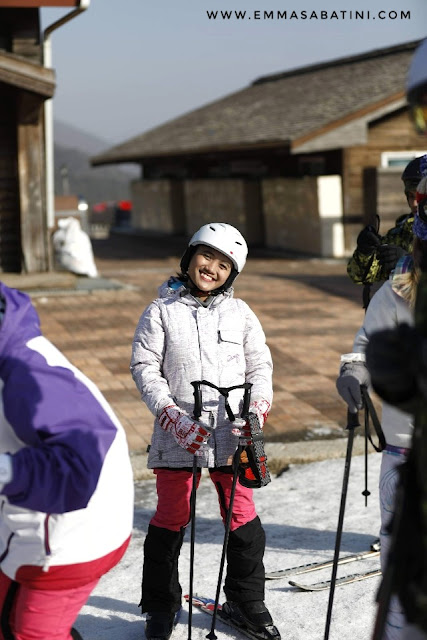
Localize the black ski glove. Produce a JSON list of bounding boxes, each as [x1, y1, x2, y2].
[[365, 324, 422, 407], [377, 244, 407, 272], [356, 225, 381, 255]]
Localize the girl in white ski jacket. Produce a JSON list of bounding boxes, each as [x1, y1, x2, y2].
[[130, 223, 276, 640], [132, 278, 272, 469]]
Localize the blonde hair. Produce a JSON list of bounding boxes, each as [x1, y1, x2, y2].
[[391, 237, 427, 308]]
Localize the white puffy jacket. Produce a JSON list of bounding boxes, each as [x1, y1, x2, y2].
[[351, 278, 413, 449], [131, 278, 273, 468]]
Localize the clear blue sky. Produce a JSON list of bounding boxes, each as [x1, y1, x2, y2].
[[41, 0, 427, 147]]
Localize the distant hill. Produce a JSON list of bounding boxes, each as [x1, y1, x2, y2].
[[54, 120, 139, 205], [54, 120, 112, 155]]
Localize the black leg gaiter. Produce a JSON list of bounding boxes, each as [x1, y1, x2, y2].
[[224, 516, 266, 603], [140, 524, 185, 613]]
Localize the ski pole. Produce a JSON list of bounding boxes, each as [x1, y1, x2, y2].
[[360, 386, 386, 506], [361, 386, 386, 452], [188, 381, 203, 640], [362, 394, 371, 507], [206, 384, 252, 640], [324, 408, 360, 640]]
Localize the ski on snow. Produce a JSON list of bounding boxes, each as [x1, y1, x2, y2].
[[265, 548, 380, 580], [289, 568, 381, 592], [184, 594, 280, 640]]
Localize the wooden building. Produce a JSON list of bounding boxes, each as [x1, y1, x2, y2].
[[0, 1, 86, 273], [91, 40, 427, 257]]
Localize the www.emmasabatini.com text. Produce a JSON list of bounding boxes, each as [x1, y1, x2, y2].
[[206, 9, 411, 21]]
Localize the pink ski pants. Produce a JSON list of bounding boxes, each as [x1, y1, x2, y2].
[[150, 467, 257, 532], [0, 571, 98, 640]]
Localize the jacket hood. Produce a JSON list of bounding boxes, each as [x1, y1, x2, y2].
[[158, 277, 234, 305], [157, 277, 186, 299], [0, 283, 42, 363]]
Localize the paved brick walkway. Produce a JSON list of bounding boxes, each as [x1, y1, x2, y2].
[[29, 233, 374, 454]]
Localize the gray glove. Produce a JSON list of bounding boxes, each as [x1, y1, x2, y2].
[[336, 361, 370, 413]]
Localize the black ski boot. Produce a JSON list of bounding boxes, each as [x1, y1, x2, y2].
[[221, 601, 281, 640], [145, 612, 177, 640]]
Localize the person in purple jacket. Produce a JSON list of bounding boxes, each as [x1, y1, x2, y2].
[[0, 283, 134, 640]]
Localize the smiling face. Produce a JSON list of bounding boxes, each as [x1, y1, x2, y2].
[[187, 244, 233, 299]]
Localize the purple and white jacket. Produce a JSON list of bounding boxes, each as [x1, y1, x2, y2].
[[0, 283, 134, 588]]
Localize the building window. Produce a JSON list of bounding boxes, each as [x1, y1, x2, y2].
[[298, 156, 326, 176], [381, 150, 427, 169]]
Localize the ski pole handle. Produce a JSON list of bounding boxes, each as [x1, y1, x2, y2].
[[346, 409, 360, 430], [191, 381, 202, 420], [241, 383, 252, 419]]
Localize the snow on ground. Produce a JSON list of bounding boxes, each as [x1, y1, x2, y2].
[[76, 452, 383, 640]]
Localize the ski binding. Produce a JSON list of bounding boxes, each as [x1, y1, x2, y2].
[[185, 594, 280, 640]]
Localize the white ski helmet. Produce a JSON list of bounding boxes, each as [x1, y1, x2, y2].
[[180, 222, 248, 290], [407, 38, 427, 135]]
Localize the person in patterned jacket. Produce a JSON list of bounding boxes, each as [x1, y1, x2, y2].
[[131, 223, 276, 640], [347, 155, 427, 286], [0, 283, 134, 640]]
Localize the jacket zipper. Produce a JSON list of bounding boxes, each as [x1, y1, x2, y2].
[[209, 412, 216, 464], [44, 514, 51, 554], [43, 514, 52, 571], [0, 532, 13, 563], [0, 501, 12, 564]]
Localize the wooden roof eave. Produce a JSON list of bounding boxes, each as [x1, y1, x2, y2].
[[92, 92, 408, 168], [0, 51, 55, 98], [90, 139, 292, 167], [1, 1, 84, 6], [291, 91, 406, 153]]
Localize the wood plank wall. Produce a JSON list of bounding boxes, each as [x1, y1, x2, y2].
[[0, 83, 22, 272], [342, 108, 427, 247]]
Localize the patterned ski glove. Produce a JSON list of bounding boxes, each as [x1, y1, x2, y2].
[[336, 357, 370, 414], [230, 400, 270, 444], [231, 399, 270, 445], [159, 405, 211, 455], [231, 418, 252, 444], [248, 399, 271, 429]]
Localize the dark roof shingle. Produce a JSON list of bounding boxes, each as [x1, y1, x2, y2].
[[92, 39, 419, 166]]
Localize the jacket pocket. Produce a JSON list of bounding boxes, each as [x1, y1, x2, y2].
[[218, 329, 243, 345], [217, 329, 245, 384]]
